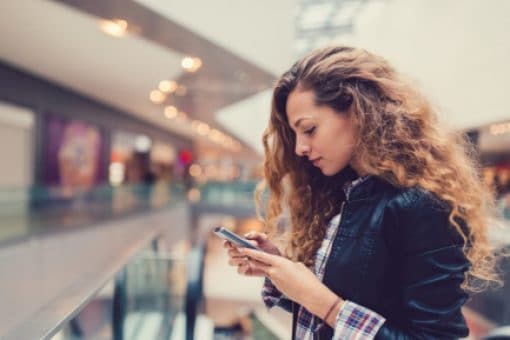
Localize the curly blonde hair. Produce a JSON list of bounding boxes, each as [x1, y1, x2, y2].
[[256, 45, 501, 293]]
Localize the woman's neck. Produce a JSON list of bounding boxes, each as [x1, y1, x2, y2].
[[350, 159, 369, 177]]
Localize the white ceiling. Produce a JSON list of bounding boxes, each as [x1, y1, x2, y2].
[[337, 0, 510, 131], [0, 0, 201, 139], [216, 89, 272, 155], [133, 0, 296, 76]]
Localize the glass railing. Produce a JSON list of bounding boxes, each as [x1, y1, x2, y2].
[[0, 181, 266, 245], [198, 181, 265, 211], [0, 183, 188, 244], [49, 245, 191, 340], [1, 180, 508, 245]]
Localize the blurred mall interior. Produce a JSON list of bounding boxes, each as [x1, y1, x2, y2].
[[0, 0, 509, 339]]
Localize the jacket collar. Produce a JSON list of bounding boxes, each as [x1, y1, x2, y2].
[[345, 175, 386, 201]]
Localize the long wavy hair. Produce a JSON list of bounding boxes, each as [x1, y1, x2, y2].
[[256, 45, 500, 292]]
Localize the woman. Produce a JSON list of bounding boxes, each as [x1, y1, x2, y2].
[[225, 46, 500, 339]]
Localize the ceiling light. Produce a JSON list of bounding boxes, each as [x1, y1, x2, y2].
[[181, 56, 202, 72], [164, 105, 178, 119], [150, 90, 165, 104], [99, 19, 128, 38], [197, 123, 210, 136], [181, 57, 194, 69], [159, 80, 178, 93]]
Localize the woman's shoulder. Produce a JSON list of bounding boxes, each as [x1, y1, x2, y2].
[[368, 176, 446, 209], [381, 184, 464, 250], [384, 183, 449, 213]]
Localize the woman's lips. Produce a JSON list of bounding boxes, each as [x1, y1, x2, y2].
[[312, 158, 321, 167]]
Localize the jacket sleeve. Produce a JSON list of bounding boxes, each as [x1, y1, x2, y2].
[[375, 189, 471, 340]]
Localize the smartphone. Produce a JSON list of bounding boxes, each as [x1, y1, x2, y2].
[[214, 226, 261, 250]]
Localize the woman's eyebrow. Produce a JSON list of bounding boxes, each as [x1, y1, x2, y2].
[[292, 116, 313, 129]]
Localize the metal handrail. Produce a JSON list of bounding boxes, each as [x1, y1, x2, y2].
[[185, 242, 207, 340]]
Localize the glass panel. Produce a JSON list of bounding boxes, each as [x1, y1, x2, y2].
[[199, 181, 260, 209], [51, 246, 187, 340], [0, 183, 187, 244]]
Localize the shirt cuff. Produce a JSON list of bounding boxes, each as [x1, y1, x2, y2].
[[261, 277, 284, 308], [332, 300, 386, 340]]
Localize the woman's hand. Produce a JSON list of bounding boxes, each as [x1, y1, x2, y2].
[[224, 234, 343, 325], [237, 247, 339, 310], [223, 231, 281, 277]]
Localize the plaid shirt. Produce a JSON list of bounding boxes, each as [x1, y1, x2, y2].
[[262, 176, 386, 339]]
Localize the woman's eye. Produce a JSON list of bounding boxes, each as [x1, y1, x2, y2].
[[304, 127, 316, 135]]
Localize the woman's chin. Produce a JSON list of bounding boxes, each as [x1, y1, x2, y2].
[[322, 165, 353, 177], [320, 167, 336, 176]]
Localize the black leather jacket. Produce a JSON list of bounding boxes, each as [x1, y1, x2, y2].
[[291, 176, 470, 339]]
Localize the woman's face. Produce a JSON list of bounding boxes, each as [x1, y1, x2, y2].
[[286, 88, 359, 176]]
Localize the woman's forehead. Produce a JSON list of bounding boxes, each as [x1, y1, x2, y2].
[[286, 90, 317, 123]]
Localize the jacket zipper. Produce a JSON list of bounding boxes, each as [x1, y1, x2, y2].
[[315, 200, 346, 340]]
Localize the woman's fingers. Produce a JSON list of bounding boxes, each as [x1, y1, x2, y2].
[[223, 240, 233, 248], [246, 258, 271, 275], [243, 265, 266, 277], [228, 256, 248, 266], [228, 253, 245, 261], [244, 231, 268, 241], [238, 258, 270, 277], [244, 232, 268, 248], [227, 246, 251, 267], [244, 232, 281, 256], [224, 234, 276, 277], [237, 262, 247, 274], [240, 248, 280, 266]]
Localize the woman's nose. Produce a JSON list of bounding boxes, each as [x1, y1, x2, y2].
[[295, 140, 310, 156]]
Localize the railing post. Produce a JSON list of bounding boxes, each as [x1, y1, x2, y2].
[[112, 267, 127, 340], [185, 244, 206, 340]]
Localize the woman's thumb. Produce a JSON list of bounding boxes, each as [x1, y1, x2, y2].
[[245, 231, 267, 241]]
